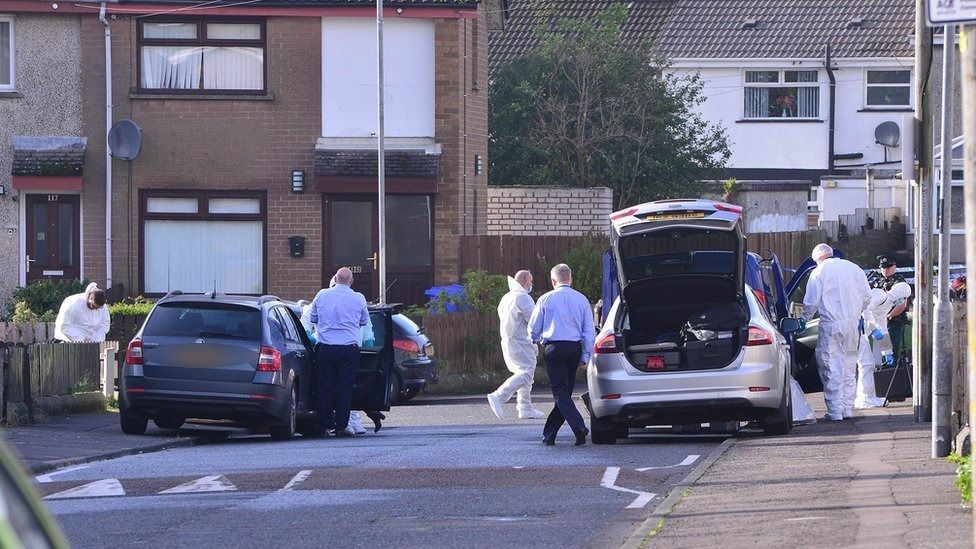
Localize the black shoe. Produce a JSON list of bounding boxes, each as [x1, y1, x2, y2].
[[333, 428, 354, 438], [542, 437, 555, 446], [575, 428, 589, 446]]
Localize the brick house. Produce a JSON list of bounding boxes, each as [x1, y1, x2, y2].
[[4, 0, 499, 307]]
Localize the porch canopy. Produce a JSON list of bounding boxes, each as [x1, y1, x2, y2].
[[11, 136, 87, 190]]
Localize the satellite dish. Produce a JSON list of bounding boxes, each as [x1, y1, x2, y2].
[[874, 121, 900, 148], [108, 119, 142, 161]]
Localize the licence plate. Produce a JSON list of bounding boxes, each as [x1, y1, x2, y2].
[[645, 211, 706, 222], [646, 355, 666, 369], [175, 348, 225, 367]]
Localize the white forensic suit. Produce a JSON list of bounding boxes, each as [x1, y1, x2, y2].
[[488, 277, 544, 419], [855, 288, 890, 409], [801, 258, 872, 420], [53, 283, 110, 343]]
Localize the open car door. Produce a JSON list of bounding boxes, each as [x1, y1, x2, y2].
[[351, 306, 395, 412]]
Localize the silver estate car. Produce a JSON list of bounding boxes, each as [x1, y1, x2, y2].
[[585, 199, 802, 444]]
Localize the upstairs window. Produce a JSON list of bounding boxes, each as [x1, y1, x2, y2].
[[744, 70, 820, 119], [865, 70, 911, 108], [0, 16, 14, 91], [138, 20, 265, 93]]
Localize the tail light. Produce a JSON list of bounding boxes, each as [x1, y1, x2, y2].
[[126, 337, 143, 365], [746, 327, 774, 346], [258, 346, 281, 372], [594, 333, 618, 354], [394, 339, 421, 360], [752, 288, 768, 310]]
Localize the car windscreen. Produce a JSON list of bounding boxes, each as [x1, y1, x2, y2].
[[618, 228, 738, 282], [143, 302, 262, 340]]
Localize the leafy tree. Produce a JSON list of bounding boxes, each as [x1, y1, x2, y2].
[[489, 4, 730, 208]]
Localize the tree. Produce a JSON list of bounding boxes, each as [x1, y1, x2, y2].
[[489, 4, 730, 208]]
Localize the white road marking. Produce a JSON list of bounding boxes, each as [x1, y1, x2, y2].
[[513, 466, 524, 469], [45, 478, 125, 499], [35, 465, 91, 483], [281, 470, 312, 491], [600, 467, 657, 509], [160, 475, 237, 494], [786, 516, 827, 522], [636, 454, 701, 472]]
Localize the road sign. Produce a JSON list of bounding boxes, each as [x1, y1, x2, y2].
[[928, 0, 976, 25]]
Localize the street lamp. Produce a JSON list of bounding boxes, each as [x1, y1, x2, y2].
[[377, 0, 387, 304]]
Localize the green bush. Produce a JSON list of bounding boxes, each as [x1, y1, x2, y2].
[[109, 296, 154, 317], [560, 236, 605, 304], [10, 301, 55, 323], [461, 270, 508, 314], [4, 279, 90, 321], [947, 452, 972, 506]]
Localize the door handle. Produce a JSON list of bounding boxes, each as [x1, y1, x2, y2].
[[26, 254, 36, 273], [366, 252, 378, 270]]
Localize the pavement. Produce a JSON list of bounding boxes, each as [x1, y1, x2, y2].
[[644, 395, 973, 548]]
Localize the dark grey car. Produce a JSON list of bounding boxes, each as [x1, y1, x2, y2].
[[120, 292, 393, 440]]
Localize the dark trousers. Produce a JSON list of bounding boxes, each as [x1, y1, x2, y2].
[[315, 344, 360, 431], [542, 341, 587, 440], [889, 322, 905, 360]]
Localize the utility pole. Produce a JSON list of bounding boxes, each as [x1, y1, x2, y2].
[[932, 24, 955, 457], [959, 21, 976, 546], [376, 0, 387, 305], [914, 0, 935, 422]]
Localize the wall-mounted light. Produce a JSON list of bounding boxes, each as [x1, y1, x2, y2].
[[291, 169, 305, 193], [0, 184, 5, 196], [474, 154, 483, 176]]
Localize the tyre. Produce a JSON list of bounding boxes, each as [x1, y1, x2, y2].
[[270, 385, 297, 441], [154, 417, 185, 430], [399, 387, 419, 403], [390, 373, 405, 405], [763, 376, 793, 436], [120, 415, 148, 435], [590, 415, 618, 445]]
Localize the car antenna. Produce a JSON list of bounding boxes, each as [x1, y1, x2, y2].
[[211, 279, 217, 299]]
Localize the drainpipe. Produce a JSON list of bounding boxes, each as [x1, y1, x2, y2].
[[99, 3, 113, 289], [825, 45, 836, 173]]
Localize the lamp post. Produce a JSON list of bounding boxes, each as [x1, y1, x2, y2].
[[377, 0, 387, 305]]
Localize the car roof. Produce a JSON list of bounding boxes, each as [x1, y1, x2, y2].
[[609, 199, 743, 236], [158, 292, 402, 312]]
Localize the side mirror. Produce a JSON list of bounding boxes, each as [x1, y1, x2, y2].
[[779, 317, 802, 334]]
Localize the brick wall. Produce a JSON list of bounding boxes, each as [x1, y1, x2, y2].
[[486, 187, 613, 236]]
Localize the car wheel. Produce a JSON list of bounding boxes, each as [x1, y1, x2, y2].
[[763, 376, 792, 436], [390, 373, 405, 405], [590, 415, 618, 445], [120, 414, 148, 435], [399, 387, 419, 403], [270, 385, 297, 441], [154, 417, 185, 430]]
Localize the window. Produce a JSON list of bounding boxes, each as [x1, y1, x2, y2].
[[865, 70, 911, 108], [807, 186, 820, 212], [142, 192, 265, 294], [744, 70, 819, 119], [142, 303, 262, 340], [0, 16, 14, 91], [138, 20, 265, 93]]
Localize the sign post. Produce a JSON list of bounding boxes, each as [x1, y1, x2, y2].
[[928, 1, 976, 25]]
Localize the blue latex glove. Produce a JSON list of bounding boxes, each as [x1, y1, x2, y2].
[[882, 353, 895, 366], [871, 328, 884, 341], [858, 318, 865, 334], [797, 319, 807, 333], [364, 338, 376, 347]]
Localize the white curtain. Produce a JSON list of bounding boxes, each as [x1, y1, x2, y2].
[[144, 220, 263, 293], [143, 22, 197, 39], [797, 87, 819, 118], [0, 22, 10, 86], [744, 87, 769, 118], [207, 23, 260, 40], [141, 46, 202, 90], [202, 47, 263, 90]]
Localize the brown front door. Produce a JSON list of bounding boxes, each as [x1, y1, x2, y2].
[[324, 194, 434, 305], [25, 193, 81, 283]]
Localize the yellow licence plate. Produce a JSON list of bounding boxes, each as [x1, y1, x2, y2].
[[645, 211, 706, 222]]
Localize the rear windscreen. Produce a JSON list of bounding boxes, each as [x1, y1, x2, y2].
[[619, 229, 738, 281], [143, 303, 262, 340]]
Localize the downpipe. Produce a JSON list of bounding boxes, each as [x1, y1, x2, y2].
[[825, 45, 836, 173], [99, 3, 113, 289]]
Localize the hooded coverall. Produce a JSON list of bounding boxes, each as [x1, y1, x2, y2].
[[801, 258, 872, 419], [53, 282, 110, 343], [855, 288, 890, 409], [490, 276, 541, 416]]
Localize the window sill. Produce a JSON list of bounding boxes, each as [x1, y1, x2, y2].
[[735, 118, 824, 124], [857, 107, 914, 113], [129, 91, 274, 101], [0, 91, 23, 98]]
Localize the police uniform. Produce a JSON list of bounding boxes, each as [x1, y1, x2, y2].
[[867, 254, 910, 358]]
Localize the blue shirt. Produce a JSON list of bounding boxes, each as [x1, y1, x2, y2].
[[309, 284, 369, 346], [529, 284, 596, 363]]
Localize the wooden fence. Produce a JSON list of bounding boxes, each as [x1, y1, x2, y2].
[[1, 315, 148, 346], [745, 230, 827, 271], [1, 342, 105, 422], [419, 312, 505, 375]]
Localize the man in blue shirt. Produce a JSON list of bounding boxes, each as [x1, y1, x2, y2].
[[309, 267, 369, 437], [529, 263, 595, 446]]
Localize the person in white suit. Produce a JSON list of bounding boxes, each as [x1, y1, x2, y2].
[[487, 270, 545, 419], [53, 282, 110, 343]]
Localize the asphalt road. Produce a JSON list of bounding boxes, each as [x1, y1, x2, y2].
[[38, 394, 727, 548]]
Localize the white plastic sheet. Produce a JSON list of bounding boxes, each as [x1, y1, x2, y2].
[[791, 377, 817, 425]]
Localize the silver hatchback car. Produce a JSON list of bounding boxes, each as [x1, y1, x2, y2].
[[585, 199, 801, 444]]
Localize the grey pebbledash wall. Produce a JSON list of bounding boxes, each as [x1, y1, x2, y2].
[[0, 15, 85, 312], [486, 186, 613, 236]]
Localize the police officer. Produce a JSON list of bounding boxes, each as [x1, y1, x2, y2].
[[867, 254, 911, 360]]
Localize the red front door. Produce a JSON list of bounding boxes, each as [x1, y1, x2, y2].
[[25, 193, 81, 283]]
